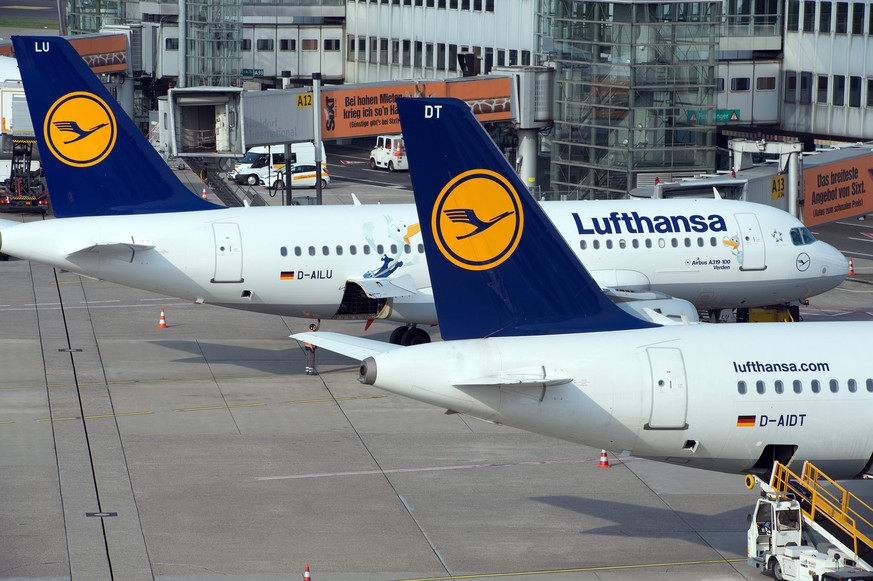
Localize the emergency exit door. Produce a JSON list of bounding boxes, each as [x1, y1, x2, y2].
[[734, 213, 767, 271], [212, 223, 243, 283], [646, 347, 688, 430]]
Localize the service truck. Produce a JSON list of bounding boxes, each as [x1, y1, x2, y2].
[[369, 134, 408, 171], [746, 466, 873, 581]]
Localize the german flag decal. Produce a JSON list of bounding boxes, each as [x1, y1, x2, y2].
[[279, 271, 295, 280], [736, 415, 756, 427]]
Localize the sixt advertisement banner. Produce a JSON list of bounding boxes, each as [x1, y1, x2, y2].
[[321, 77, 511, 138], [804, 154, 873, 226]]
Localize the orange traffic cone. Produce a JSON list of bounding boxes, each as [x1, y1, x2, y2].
[[849, 257, 855, 276], [157, 308, 168, 329], [598, 450, 610, 469], [201, 186, 208, 200], [303, 563, 311, 579]]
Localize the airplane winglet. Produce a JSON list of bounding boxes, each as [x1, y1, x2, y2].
[[395, 97, 657, 340], [11, 36, 222, 217]]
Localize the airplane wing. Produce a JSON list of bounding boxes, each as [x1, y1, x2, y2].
[[66, 241, 157, 263], [347, 273, 420, 299], [289, 331, 402, 360]]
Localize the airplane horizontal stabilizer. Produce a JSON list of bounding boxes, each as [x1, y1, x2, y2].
[[289, 331, 401, 361], [66, 241, 156, 263], [348, 274, 419, 299]]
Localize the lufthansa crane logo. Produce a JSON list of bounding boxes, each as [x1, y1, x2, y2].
[[432, 169, 524, 271], [44, 92, 117, 167]]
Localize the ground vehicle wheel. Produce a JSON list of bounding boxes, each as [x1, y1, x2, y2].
[[246, 174, 259, 186], [271, 179, 284, 191], [401, 328, 430, 346], [320, 178, 328, 189], [771, 559, 783, 581], [369, 158, 377, 169], [387, 161, 395, 172], [389, 326, 408, 345]]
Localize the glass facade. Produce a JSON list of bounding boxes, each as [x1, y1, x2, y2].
[[185, 0, 242, 88], [539, 0, 720, 199]]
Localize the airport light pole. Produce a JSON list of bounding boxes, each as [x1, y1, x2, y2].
[[312, 72, 322, 206]]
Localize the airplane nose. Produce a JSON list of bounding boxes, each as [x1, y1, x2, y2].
[[817, 243, 850, 280]]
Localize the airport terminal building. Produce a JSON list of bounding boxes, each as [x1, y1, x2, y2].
[[50, 0, 873, 199]]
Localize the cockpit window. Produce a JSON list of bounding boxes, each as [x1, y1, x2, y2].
[[790, 227, 817, 246]]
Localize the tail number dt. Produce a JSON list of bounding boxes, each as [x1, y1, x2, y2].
[[425, 105, 442, 119]]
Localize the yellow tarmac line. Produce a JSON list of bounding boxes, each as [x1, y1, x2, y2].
[[286, 395, 385, 404], [0, 420, 14, 425], [175, 403, 266, 412], [36, 411, 155, 422], [397, 558, 745, 580], [5, 5, 51, 9]]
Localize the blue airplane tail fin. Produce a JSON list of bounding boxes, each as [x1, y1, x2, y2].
[[396, 98, 656, 340], [11, 36, 220, 217]]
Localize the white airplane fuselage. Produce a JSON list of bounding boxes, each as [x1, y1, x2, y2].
[[358, 321, 873, 478], [0, 199, 847, 323]]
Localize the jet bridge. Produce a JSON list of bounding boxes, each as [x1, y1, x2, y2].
[[749, 462, 873, 571]]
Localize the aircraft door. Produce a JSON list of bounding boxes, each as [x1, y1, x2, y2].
[[212, 223, 244, 283], [645, 347, 688, 429], [734, 213, 766, 271]]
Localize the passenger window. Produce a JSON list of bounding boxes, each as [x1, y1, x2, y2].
[[295, 246, 302, 257], [280, 246, 288, 257], [848, 378, 857, 392], [593, 240, 601, 250], [404, 244, 411, 254], [830, 379, 839, 393], [738, 381, 747, 395], [684, 238, 691, 248], [697, 237, 704, 247], [580, 240, 587, 250], [811, 379, 821, 393], [793, 380, 803, 393], [335, 245, 343, 256], [619, 239, 626, 249], [645, 239, 652, 248], [867, 378, 873, 392], [308, 246, 316, 256], [606, 239, 613, 249], [377, 244, 384, 254], [350, 245, 357, 255], [671, 238, 679, 248], [364, 245, 371, 255], [632, 239, 639, 249], [418, 244, 424, 253], [710, 236, 717, 246], [774, 380, 784, 394], [756, 380, 765, 394], [390, 244, 398, 254], [322, 245, 330, 256], [658, 239, 666, 248]]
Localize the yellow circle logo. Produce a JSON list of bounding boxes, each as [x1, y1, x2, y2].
[[44, 92, 116, 167], [432, 169, 524, 271]]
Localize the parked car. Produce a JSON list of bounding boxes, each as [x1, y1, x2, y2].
[[272, 164, 330, 189]]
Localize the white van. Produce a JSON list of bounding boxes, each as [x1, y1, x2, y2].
[[369, 135, 408, 172], [228, 142, 326, 186]]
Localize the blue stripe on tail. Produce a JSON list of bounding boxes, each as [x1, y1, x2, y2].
[[396, 98, 656, 340], [11, 36, 220, 217]]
